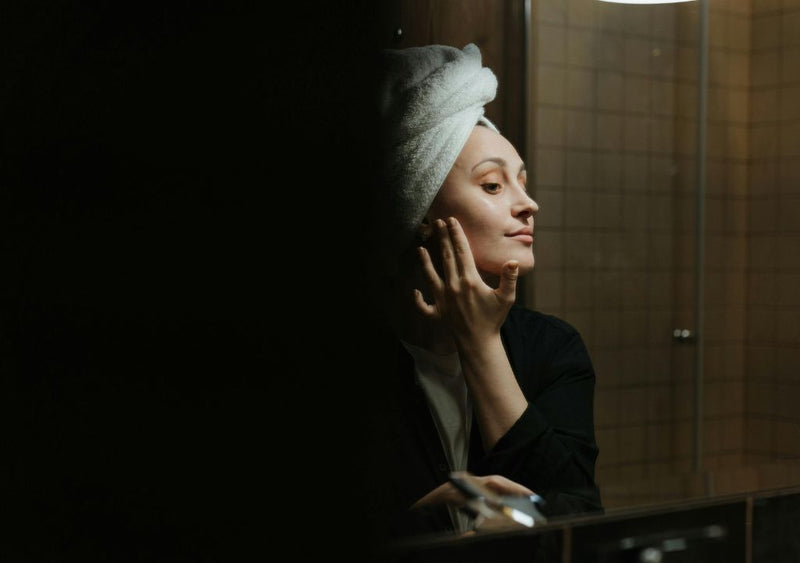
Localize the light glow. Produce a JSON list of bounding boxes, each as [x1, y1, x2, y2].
[[598, 0, 695, 4]]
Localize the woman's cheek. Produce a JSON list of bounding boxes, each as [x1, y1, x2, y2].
[[472, 243, 504, 274]]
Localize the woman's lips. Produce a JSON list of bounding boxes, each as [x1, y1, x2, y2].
[[509, 234, 534, 244], [507, 230, 534, 244]]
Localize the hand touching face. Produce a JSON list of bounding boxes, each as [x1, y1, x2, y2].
[[426, 126, 538, 281], [415, 216, 520, 338]]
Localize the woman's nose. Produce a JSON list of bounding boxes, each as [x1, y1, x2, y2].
[[513, 189, 538, 218]]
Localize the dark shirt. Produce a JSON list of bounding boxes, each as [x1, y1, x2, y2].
[[359, 304, 603, 549]]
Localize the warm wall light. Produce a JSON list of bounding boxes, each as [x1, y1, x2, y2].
[[598, 0, 695, 4]]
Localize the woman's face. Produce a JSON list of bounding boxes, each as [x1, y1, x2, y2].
[[426, 125, 538, 280]]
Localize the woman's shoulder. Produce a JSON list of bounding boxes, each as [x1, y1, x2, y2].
[[505, 304, 581, 338], [503, 305, 593, 369]]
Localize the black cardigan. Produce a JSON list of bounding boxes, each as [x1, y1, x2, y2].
[[359, 304, 603, 546]]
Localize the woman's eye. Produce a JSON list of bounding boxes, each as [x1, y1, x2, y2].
[[482, 183, 501, 193]]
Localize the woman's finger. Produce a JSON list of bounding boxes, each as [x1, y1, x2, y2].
[[415, 246, 442, 318], [445, 217, 477, 278], [494, 261, 519, 305], [413, 288, 438, 318], [411, 482, 466, 509], [417, 246, 443, 293], [477, 474, 535, 497], [435, 218, 458, 283]]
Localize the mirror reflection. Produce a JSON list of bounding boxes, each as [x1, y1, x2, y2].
[[383, 0, 800, 523]]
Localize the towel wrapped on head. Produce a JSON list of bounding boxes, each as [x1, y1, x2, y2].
[[374, 43, 499, 274]]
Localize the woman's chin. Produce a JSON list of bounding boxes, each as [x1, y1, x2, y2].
[[520, 255, 535, 273], [480, 258, 534, 285], [509, 255, 535, 276]]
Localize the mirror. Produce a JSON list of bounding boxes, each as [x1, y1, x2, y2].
[[383, 0, 800, 520]]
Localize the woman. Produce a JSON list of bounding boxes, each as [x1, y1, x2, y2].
[[360, 43, 602, 546]]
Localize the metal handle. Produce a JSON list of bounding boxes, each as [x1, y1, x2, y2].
[[672, 328, 695, 343]]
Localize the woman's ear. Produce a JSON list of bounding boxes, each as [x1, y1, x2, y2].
[[416, 217, 433, 245]]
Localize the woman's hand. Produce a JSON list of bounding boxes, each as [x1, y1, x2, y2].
[[410, 474, 535, 510], [415, 217, 519, 345], [415, 216, 529, 450]]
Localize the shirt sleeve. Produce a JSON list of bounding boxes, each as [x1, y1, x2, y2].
[[471, 314, 604, 518]]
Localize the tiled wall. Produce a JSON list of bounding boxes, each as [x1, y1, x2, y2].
[[527, 0, 799, 509], [745, 0, 800, 466]]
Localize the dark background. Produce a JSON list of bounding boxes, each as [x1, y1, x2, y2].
[[3, 2, 388, 560]]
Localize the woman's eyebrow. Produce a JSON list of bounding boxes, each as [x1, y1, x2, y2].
[[471, 157, 506, 171], [471, 158, 527, 175]]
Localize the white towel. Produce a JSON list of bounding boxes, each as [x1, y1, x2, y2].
[[375, 43, 498, 272]]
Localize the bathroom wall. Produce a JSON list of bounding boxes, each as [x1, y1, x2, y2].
[[527, 0, 800, 509], [745, 0, 800, 467]]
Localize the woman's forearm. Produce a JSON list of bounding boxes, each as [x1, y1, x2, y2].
[[456, 333, 527, 451]]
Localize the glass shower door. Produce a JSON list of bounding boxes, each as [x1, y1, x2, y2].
[[526, 0, 710, 509]]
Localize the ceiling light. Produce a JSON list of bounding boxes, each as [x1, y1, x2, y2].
[[598, 0, 695, 4]]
